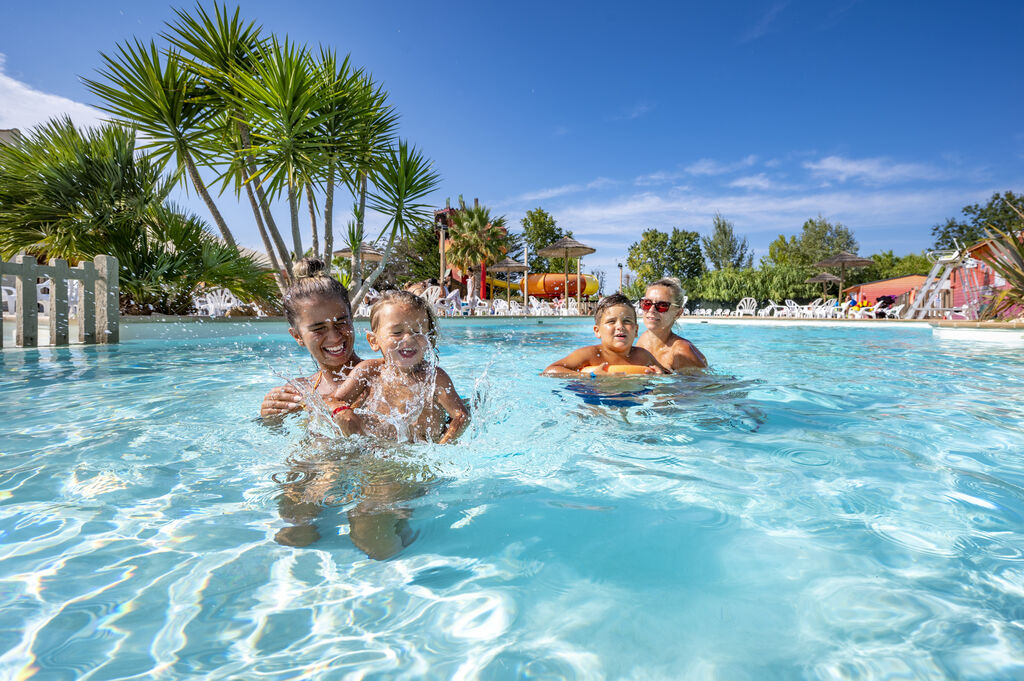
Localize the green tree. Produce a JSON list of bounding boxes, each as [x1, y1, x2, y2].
[[701, 213, 752, 270], [353, 141, 441, 307], [0, 118, 274, 311], [849, 250, 931, 285], [766, 215, 858, 267], [398, 220, 442, 283], [446, 198, 508, 298], [931, 191, 1024, 249], [520, 207, 569, 271], [626, 227, 705, 288], [83, 38, 236, 248]]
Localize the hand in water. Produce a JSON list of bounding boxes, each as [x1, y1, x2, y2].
[[260, 384, 304, 416]]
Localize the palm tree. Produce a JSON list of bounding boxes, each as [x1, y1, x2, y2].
[[351, 141, 440, 307], [82, 39, 236, 248], [162, 2, 293, 279], [310, 48, 363, 267], [0, 118, 273, 312], [0, 118, 169, 260], [445, 198, 508, 299], [223, 36, 331, 261], [340, 73, 399, 284]]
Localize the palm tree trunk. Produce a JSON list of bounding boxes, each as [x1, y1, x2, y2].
[[351, 170, 368, 291], [245, 181, 287, 293], [288, 182, 303, 258], [306, 182, 319, 258], [183, 149, 236, 249], [352, 229, 396, 308], [237, 120, 292, 276], [323, 160, 335, 273]]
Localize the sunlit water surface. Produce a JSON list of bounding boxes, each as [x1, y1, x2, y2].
[[2, 319, 1023, 680]]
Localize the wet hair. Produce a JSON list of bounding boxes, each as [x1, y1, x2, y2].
[[428, 278, 438, 286], [283, 257, 352, 327], [368, 290, 439, 346], [594, 292, 636, 323], [646, 277, 686, 308]]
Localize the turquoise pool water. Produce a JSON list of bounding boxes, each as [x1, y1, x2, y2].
[[2, 319, 1023, 680]]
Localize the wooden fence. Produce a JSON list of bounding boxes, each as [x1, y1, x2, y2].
[[0, 254, 119, 348]]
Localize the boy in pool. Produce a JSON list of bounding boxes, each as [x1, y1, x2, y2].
[[329, 290, 470, 444], [543, 293, 668, 377]]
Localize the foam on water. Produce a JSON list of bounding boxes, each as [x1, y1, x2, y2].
[[1, 319, 1023, 679]]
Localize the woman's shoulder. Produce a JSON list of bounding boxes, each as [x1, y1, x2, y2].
[[667, 334, 708, 367]]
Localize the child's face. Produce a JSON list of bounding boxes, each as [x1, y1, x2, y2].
[[593, 304, 638, 354], [288, 296, 354, 371], [368, 302, 433, 371], [641, 285, 682, 331]]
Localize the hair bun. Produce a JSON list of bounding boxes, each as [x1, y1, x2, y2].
[[293, 257, 327, 279]]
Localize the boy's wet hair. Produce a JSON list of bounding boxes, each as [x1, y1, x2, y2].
[[369, 290, 439, 346], [647, 277, 686, 308], [594, 292, 636, 323], [283, 257, 351, 327]]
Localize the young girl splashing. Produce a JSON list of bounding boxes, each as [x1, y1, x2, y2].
[[331, 290, 470, 444], [259, 257, 362, 417]]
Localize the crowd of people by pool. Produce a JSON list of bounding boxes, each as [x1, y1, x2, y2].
[[259, 257, 708, 445]]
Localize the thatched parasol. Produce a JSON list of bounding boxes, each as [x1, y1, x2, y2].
[[814, 252, 873, 303], [805, 272, 841, 298], [489, 257, 529, 310], [333, 242, 384, 262], [537, 236, 596, 310]]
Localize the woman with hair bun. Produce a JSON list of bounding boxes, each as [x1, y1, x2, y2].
[[259, 257, 363, 417]]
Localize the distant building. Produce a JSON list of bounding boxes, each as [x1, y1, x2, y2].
[[0, 129, 21, 146], [843, 274, 927, 304]]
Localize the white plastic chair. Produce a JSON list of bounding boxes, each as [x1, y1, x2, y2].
[[1, 286, 15, 314], [510, 300, 524, 315], [195, 288, 239, 316], [884, 304, 905, 319], [566, 298, 580, 316], [36, 281, 51, 314], [474, 298, 492, 315], [492, 299, 510, 316], [734, 297, 757, 316]]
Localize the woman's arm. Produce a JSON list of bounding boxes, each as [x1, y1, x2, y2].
[[434, 369, 470, 444]]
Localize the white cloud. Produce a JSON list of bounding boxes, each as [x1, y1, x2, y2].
[[685, 155, 758, 176], [729, 173, 779, 190], [803, 155, 944, 184], [0, 54, 105, 132], [739, 2, 789, 43], [612, 101, 653, 121], [511, 177, 616, 203], [634, 170, 687, 186]]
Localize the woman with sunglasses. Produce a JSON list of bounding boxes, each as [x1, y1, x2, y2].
[[636, 278, 708, 370]]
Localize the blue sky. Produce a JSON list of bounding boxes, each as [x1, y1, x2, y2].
[[2, 0, 1022, 278]]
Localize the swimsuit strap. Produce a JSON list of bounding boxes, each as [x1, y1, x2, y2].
[[311, 370, 324, 391]]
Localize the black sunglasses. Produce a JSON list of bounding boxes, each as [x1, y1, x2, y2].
[[638, 298, 675, 313]]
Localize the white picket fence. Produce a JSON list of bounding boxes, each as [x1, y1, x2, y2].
[[0, 254, 119, 348]]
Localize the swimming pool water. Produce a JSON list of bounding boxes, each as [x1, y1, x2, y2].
[[2, 319, 1023, 680]]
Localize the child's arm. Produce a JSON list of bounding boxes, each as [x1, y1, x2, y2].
[[631, 347, 670, 374], [543, 347, 601, 376], [328, 360, 378, 435], [434, 369, 470, 444]]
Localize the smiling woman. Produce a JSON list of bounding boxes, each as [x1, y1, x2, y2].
[[258, 257, 363, 417]]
